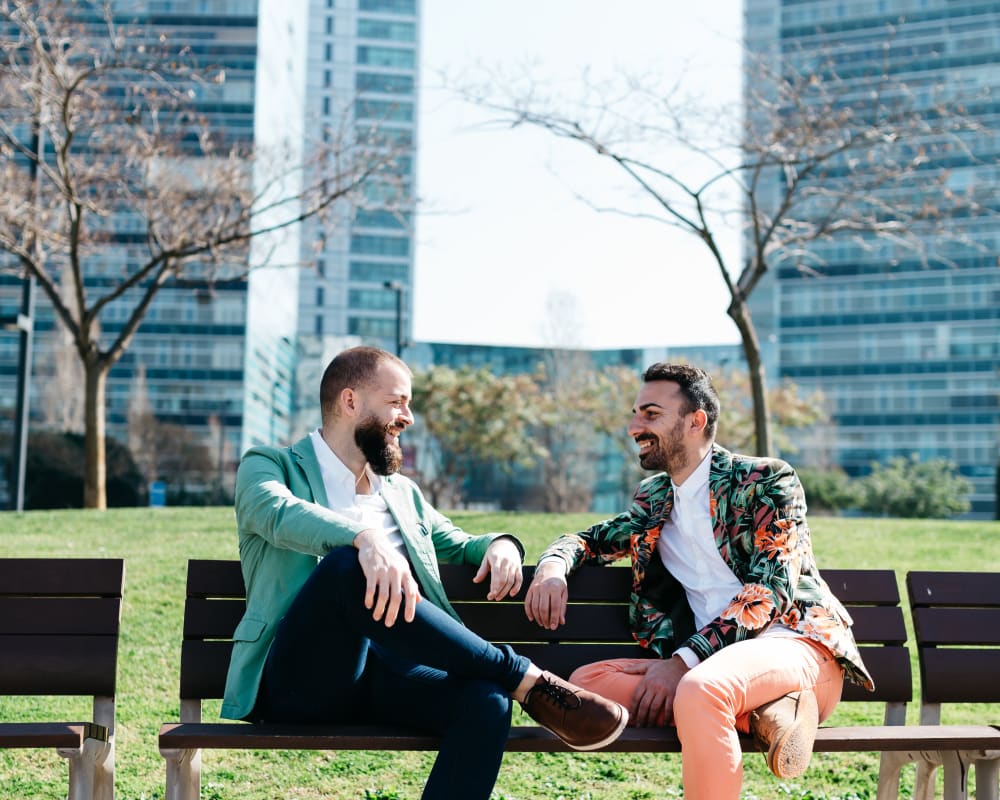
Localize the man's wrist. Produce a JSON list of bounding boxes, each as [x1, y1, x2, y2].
[[352, 528, 378, 548], [534, 555, 568, 577]]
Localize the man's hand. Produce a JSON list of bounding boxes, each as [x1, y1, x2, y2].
[[353, 529, 421, 626], [524, 558, 569, 630], [621, 655, 689, 727], [473, 537, 524, 600]]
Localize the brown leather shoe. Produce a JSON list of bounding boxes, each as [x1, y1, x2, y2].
[[749, 691, 819, 778], [520, 671, 628, 751]]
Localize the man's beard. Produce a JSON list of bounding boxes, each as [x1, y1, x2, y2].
[[354, 415, 404, 475], [637, 418, 687, 474]]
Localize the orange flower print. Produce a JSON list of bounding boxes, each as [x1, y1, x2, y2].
[[721, 583, 775, 630], [780, 607, 802, 628], [754, 520, 797, 562], [709, 496, 718, 519], [801, 606, 840, 643]]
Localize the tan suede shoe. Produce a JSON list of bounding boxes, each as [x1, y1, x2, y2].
[[749, 690, 819, 778]]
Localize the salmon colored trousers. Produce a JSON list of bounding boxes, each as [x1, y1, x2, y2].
[[570, 636, 844, 800]]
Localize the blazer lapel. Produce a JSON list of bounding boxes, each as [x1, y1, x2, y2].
[[289, 435, 329, 507]]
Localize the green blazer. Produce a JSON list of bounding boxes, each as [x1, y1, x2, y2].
[[220, 434, 519, 721]]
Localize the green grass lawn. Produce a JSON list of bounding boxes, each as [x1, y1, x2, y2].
[[1, 508, 998, 799]]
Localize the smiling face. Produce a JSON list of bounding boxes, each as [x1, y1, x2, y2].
[[627, 380, 698, 475], [352, 361, 414, 475]]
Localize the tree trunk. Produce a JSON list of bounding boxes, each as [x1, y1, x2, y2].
[[83, 357, 108, 509], [728, 298, 773, 457]]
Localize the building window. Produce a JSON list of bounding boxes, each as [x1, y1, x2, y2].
[[357, 19, 416, 42], [349, 288, 400, 310], [356, 72, 414, 95], [325, 42, 332, 61], [359, 0, 415, 13], [314, 315, 324, 335], [348, 317, 396, 337], [356, 46, 415, 69], [323, 69, 331, 88], [349, 261, 408, 283], [323, 96, 331, 116], [350, 234, 409, 256], [354, 98, 414, 122], [316, 286, 325, 306], [325, 16, 333, 34]]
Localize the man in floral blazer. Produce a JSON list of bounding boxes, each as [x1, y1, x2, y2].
[[525, 363, 873, 800]]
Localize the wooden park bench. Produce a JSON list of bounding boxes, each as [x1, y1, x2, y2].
[[878, 571, 1000, 800], [158, 560, 998, 800], [0, 557, 124, 800]]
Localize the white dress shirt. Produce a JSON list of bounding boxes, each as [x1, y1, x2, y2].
[[658, 449, 796, 668], [309, 429, 405, 552]]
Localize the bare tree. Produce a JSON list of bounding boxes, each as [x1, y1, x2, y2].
[[0, 1, 401, 507], [39, 266, 85, 432], [460, 44, 994, 456]]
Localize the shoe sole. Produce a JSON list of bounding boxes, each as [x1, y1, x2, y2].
[[546, 705, 630, 752], [767, 696, 818, 778]]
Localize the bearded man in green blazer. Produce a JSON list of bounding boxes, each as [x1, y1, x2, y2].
[[221, 346, 626, 800]]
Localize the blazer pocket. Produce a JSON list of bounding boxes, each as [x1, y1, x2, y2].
[[232, 615, 267, 642]]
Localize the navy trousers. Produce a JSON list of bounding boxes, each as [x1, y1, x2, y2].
[[252, 546, 531, 800]]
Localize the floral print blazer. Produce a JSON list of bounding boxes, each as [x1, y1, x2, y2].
[[539, 444, 874, 691]]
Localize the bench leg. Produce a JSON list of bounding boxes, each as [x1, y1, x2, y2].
[[161, 747, 201, 800], [93, 696, 115, 800], [876, 751, 910, 800], [940, 751, 969, 800], [976, 756, 999, 800], [93, 737, 115, 800], [58, 738, 101, 800]]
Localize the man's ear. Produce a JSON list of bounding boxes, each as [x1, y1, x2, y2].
[[340, 387, 359, 417], [689, 408, 709, 436]]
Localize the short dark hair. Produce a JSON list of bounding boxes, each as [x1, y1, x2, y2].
[[641, 362, 720, 439], [319, 346, 409, 423]]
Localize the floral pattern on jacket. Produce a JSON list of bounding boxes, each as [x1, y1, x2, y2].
[[539, 444, 874, 691]]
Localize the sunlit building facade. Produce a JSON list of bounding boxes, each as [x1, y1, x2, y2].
[[294, 0, 419, 361], [745, 0, 999, 517], [0, 0, 258, 505]]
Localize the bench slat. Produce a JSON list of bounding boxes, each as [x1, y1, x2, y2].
[[844, 646, 912, 702], [908, 571, 1000, 607], [912, 607, 1000, 646], [159, 721, 1000, 754], [0, 598, 123, 636], [186, 560, 246, 599], [0, 636, 119, 695], [0, 722, 108, 749], [919, 649, 1000, 704], [180, 641, 233, 700], [820, 569, 901, 605], [0, 559, 125, 597]]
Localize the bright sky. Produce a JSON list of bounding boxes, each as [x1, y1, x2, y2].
[[414, 0, 744, 350]]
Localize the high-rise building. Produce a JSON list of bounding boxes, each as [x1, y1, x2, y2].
[[745, 0, 999, 517], [0, 0, 260, 505], [294, 0, 419, 363]]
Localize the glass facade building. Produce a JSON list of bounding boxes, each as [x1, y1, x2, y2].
[[295, 0, 419, 359], [0, 0, 258, 504], [745, 0, 999, 517]]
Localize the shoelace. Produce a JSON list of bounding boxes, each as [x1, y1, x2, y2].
[[532, 679, 582, 710]]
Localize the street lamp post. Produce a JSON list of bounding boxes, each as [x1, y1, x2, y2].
[[383, 280, 406, 357], [2, 115, 42, 511]]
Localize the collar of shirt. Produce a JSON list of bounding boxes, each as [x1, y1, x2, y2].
[[309, 428, 383, 512], [671, 447, 712, 506]]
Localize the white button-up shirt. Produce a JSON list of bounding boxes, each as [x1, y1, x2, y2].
[[309, 429, 405, 551], [656, 450, 740, 667], [657, 449, 796, 667]]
